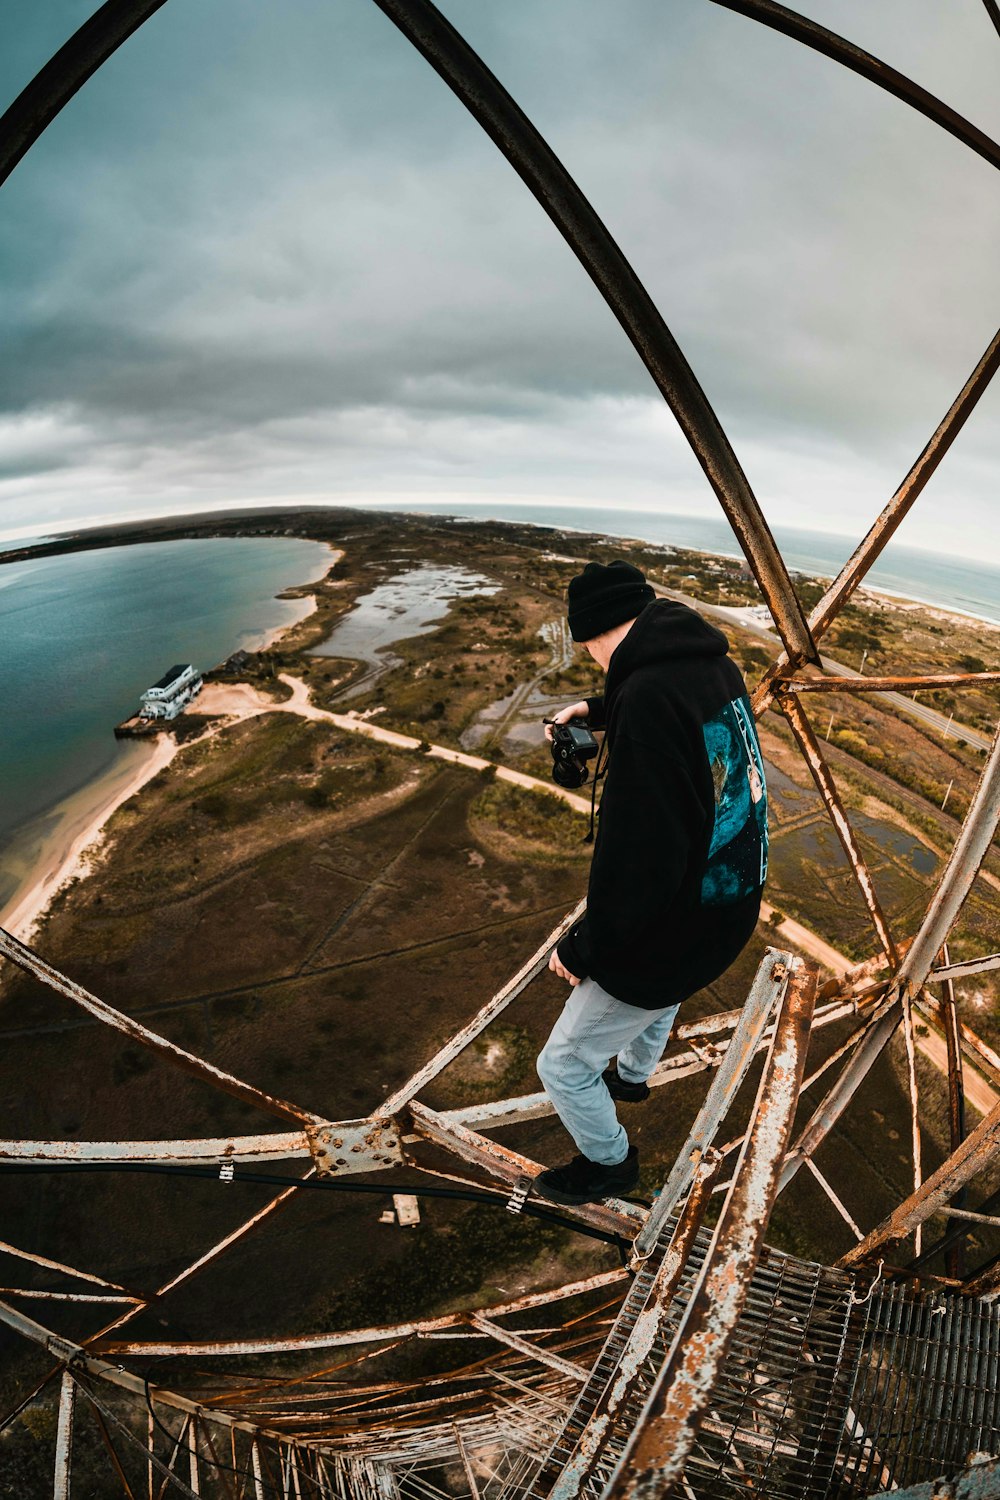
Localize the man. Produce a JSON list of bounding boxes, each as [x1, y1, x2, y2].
[[535, 559, 768, 1205]]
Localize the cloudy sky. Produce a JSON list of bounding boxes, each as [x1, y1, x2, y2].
[[1, 0, 998, 561]]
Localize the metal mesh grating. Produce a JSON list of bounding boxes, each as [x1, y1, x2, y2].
[[836, 1283, 1000, 1495], [503, 1245, 1000, 1500]]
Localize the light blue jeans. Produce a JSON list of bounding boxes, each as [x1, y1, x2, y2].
[[536, 977, 680, 1166]]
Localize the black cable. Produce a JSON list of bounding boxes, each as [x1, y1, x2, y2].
[[0, 1160, 631, 1251], [134, 1374, 284, 1500]]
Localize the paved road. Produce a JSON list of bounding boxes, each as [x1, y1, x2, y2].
[[820, 657, 990, 751], [478, 617, 574, 752], [655, 585, 991, 751]]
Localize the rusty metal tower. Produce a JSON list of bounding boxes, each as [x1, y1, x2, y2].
[[2, 2, 1000, 1496]]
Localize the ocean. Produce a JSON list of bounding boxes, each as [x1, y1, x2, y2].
[[356, 502, 1000, 626], [0, 537, 331, 908]]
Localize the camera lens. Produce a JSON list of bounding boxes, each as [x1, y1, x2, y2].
[[552, 758, 588, 789]]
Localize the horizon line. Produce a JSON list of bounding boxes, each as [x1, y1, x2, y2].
[[0, 497, 997, 576]]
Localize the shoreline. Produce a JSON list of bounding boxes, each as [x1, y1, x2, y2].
[[0, 545, 340, 945], [368, 505, 1000, 630], [3, 505, 998, 629], [0, 734, 179, 942], [1, 505, 992, 951]]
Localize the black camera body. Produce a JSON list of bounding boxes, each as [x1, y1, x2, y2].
[[549, 718, 600, 789]]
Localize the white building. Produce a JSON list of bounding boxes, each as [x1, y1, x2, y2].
[[139, 664, 202, 720]]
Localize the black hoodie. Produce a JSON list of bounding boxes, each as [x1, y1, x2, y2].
[[556, 599, 767, 1009]]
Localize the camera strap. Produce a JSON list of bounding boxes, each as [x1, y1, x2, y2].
[[583, 736, 609, 844]]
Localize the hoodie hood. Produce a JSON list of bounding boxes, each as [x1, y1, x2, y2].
[[605, 599, 728, 702]]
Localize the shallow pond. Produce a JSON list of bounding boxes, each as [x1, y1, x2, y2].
[[314, 563, 498, 666], [312, 562, 499, 701]]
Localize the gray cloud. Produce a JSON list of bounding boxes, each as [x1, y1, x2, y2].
[[0, 0, 998, 558]]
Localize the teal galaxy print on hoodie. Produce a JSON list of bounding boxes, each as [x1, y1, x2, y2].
[[701, 696, 768, 906]]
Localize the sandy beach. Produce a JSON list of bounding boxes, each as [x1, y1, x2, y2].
[[0, 733, 179, 941], [0, 546, 340, 945]]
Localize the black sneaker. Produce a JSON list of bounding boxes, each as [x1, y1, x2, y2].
[[603, 1066, 650, 1103], [534, 1147, 639, 1205]]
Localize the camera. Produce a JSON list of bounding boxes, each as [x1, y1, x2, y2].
[[547, 718, 600, 789]]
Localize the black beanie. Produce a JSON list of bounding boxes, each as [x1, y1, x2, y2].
[[567, 560, 655, 643]]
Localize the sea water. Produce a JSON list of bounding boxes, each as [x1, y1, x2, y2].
[[0, 537, 331, 903]]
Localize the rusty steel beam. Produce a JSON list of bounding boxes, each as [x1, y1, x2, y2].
[[753, 325, 1000, 711], [777, 692, 897, 962], [467, 1317, 587, 1384], [0, 0, 168, 189], [79, 1175, 314, 1349], [840, 1094, 1000, 1269], [897, 719, 1000, 995], [380, 900, 584, 1114], [53, 1370, 76, 1500], [916, 989, 1000, 1090], [0, 1300, 301, 1449], [0, 1238, 132, 1293], [453, 1425, 482, 1500], [83, 1391, 140, 1500], [778, 671, 1000, 694], [407, 1099, 644, 1239], [604, 959, 817, 1498], [710, 2, 1000, 171], [933, 1205, 1000, 1230], [932, 952, 1000, 983], [780, 989, 900, 1191], [802, 1154, 864, 1240], [371, 0, 819, 666], [0, 1131, 311, 1165], [0, 927, 322, 1127], [631, 948, 792, 1262], [549, 1149, 722, 1500], [963, 1256, 1000, 1299], [939, 945, 968, 1279], [96, 1269, 627, 1358], [900, 991, 924, 1257], [0, 1287, 137, 1304]]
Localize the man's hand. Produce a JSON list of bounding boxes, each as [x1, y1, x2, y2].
[[544, 701, 590, 744], [549, 948, 582, 986]]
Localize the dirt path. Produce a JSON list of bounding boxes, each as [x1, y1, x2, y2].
[[200, 675, 593, 815]]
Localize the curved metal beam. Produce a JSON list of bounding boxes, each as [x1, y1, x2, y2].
[[0, 0, 169, 190], [752, 324, 1000, 715], [371, 0, 819, 665], [710, 0, 1000, 174]]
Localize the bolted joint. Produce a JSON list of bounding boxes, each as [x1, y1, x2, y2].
[[306, 1117, 404, 1177]]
